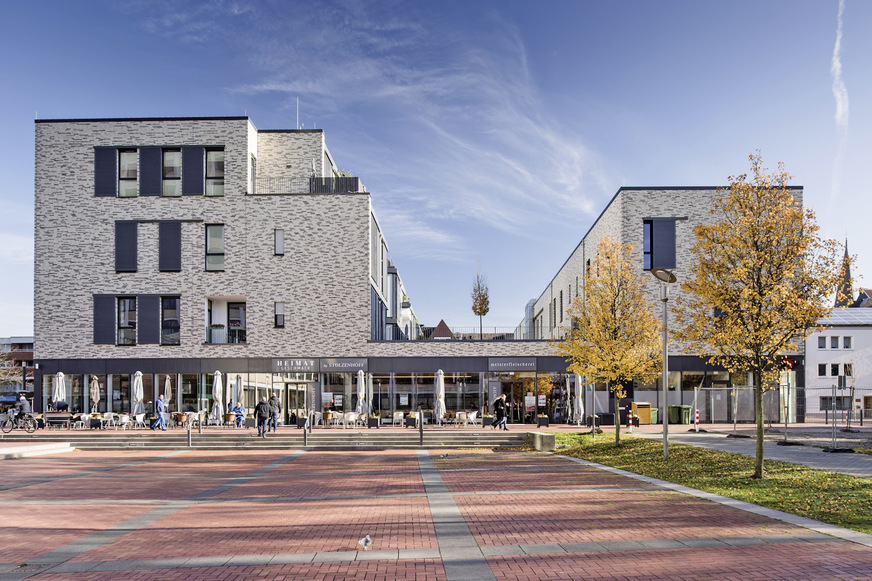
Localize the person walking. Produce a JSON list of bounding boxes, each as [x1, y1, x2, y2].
[[268, 393, 281, 433], [151, 394, 167, 431], [255, 396, 270, 438], [493, 394, 508, 430]]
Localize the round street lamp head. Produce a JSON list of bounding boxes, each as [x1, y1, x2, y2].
[[650, 268, 677, 284]]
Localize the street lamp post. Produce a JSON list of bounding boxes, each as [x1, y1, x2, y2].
[[650, 268, 676, 461]]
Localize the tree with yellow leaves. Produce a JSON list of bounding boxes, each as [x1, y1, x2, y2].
[[555, 237, 661, 445], [674, 152, 845, 478]]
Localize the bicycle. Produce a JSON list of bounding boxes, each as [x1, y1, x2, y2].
[[1, 413, 37, 434]]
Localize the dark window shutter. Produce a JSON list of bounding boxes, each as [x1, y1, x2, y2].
[[94, 148, 116, 196], [139, 147, 162, 196], [138, 295, 160, 344], [652, 219, 676, 270], [93, 295, 115, 344], [182, 147, 204, 195], [159, 221, 182, 272], [115, 221, 138, 272]]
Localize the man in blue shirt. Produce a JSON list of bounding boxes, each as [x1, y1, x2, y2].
[[151, 394, 167, 431]]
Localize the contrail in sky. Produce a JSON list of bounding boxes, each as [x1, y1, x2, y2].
[[830, 0, 848, 205]]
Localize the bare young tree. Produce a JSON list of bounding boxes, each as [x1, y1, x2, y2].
[[471, 263, 490, 340]]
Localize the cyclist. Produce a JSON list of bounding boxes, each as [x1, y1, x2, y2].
[[14, 395, 31, 423]]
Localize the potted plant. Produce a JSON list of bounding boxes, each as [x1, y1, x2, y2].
[[367, 413, 380, 429], [537, 414, 550, 427], [481, 414, 493, 427], [209, 323, 225, 329]]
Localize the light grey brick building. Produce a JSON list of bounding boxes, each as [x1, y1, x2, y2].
[[523, 186, 807, 423], [33, 116, 561, 425]]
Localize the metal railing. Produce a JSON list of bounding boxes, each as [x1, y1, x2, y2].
[[252, 176, 364, 195], [204, 328, 247, 344]]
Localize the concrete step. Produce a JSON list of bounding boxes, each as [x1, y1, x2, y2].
[[0, 430, 529, 450]]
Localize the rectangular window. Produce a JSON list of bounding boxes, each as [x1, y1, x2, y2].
[[831, 363, 840, 376], [274, 229, 284, 255], [844, 363, 853, 377], [275, 302, 285, 328], [117, 297, 136, 346], [118, 149, 138, 197], [250, 154, 257, 193], [818, 364, 827, 377], [205, 224, 225, 271], [161, 297, 180, 345], [818, 336, 827, 349], [162, 149, 182, 197], [228, 302, 246, 343], [643, 218, 677, 270], [820, 396, 851, 411], [843, 336, 852, 350], [831, 336, 839, 349], [206, 149, 225, 196], [559, 291, 563, 322]]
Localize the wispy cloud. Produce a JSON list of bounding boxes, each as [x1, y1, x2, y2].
[[0, 233, 33, 265], [830, 0, 849, 204]]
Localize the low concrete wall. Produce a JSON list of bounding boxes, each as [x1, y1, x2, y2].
[[529, 431, 556, 452]]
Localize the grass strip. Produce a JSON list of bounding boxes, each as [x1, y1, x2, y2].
[[555, 432, 872, 535]]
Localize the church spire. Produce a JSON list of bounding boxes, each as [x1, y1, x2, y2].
[[834, 240, 852, 308]]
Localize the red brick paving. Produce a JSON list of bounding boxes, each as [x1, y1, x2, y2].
[[71, 497, 438, 561], [30, 560, 449, 581], [0, 504, 155, 562], [1, 448, 870, 580]]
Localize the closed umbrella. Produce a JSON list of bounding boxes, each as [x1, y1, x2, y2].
[[211, 370, 223, 423], [234, 375, 243, 409], [163, 375, 173, 406], [366, 373, 374, 416], [89, 376, 100, 413], [433, 369, 446, 425], [53, 372, 66, 407], [356, 370, 366, 415], [574, 374, 585, 425], [131, 371, 145, 415]]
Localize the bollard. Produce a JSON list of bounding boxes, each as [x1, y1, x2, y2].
[[628, 410, 633, 433], [694, 409, 699, 432]]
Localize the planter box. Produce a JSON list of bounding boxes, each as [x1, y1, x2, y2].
[[367, 417, 380, 429], [537, 416, 550, 428], [244, 418, 255, 429], [481, 417, 493, 427], [296, 417, 308, 428], [404, 417, 418, 428]]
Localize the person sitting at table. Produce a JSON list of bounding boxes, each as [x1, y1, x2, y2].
[[232, 401, 246, 428]]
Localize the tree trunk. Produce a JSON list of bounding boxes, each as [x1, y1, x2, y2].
[[753, 369, 765, 479], [479, 315, 483, 340]]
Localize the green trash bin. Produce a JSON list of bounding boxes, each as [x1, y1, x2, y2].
[[679, 405, 692, 424], [668, 405, 681, 424], [650, 408, 658, 424]]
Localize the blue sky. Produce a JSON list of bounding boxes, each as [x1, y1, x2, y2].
[[1, 0, 869, 337]]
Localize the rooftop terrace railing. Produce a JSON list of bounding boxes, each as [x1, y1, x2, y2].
[[252, 176, 365, 195]]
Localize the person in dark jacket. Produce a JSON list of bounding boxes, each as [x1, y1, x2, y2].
[[267, 393, 281, 433], [492, 394, 508, 430], [255, 397, 270, 438]]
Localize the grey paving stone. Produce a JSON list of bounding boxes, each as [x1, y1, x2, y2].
[[355, 549, 399, 561], [267, 553, 317, 564], [520, 543, 566, 555], [312, 551, 358, 562], [398, 549, 441, 560], [599, 540, 647, 552], [639, 539, 686, 550], [678, 538, 729, 548], [479, 545, 523, 557]]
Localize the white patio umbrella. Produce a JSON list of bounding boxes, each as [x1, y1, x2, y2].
[[211, 371, 223, 422], [366, 373, 374, 416], [163, 375, 173, 406], [89, 376, 100, 412], [433, 369, 446, 425], [53, 372, 66, 407], [131, 371, 145, 415], [574, 374, 585, 425], [234, 375, 243, 409], [356, 370, 366, 415]]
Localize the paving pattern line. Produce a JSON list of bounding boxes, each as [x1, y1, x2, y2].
[[7, 450, 307, 580], [417, 449, 496, 581], [557, 454, 872, 549]]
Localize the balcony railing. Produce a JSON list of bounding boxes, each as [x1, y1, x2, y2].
[[205, 327, 247, 344], [252, 176, 365, 195]]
